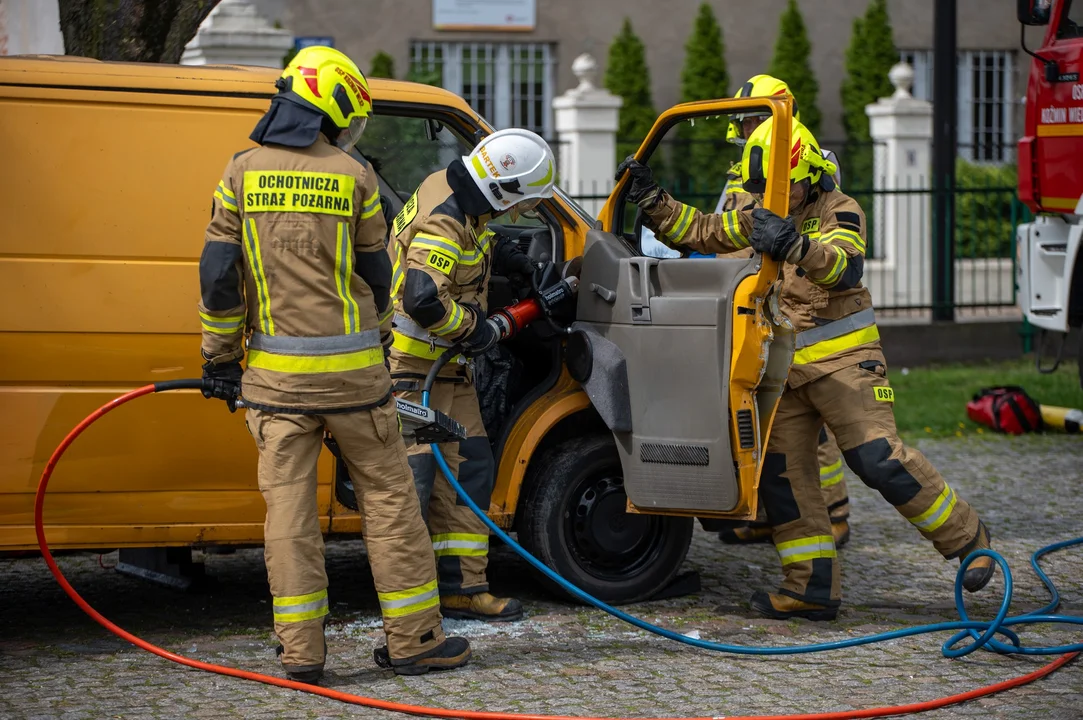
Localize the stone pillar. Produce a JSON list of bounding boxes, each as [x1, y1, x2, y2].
[[0, 0, 64, 56], [865, 62, 934, 313], [181, 0, 293, 68], [552, 54, 622, 218]]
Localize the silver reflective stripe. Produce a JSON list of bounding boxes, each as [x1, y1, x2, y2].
[[777, 538, 835, 561], [378, 586, 440, 611], [248, 330, 380, 356], [274, 598, 327, 615], [202, 318, 242, 330], [393, 313, 453, 348], [431, 539, 488, 551], [795, 308, 876, 350]]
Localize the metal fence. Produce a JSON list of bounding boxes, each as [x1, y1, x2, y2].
[[561, 167, 1029, 319]]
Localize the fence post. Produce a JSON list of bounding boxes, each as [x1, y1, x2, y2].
[[552, 54, 623, 219], [932, 0, 958, 321], [866, 62, 933, 314]]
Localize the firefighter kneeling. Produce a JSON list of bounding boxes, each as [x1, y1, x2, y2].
[[197, 46, 469, 682], [619, 116, 996, 620]]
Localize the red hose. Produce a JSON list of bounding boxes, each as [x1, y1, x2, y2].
[[34, 384, 1077, 720]]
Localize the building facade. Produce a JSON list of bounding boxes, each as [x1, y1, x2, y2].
[[252, 0, 1031, 163]]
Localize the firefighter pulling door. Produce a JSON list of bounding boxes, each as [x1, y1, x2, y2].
[[568, 98, 795, 519]]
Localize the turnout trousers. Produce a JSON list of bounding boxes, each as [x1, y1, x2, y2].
[[246, 402, 445, 673], [390, 354, 495, 595], [759, 359, 982, 606]]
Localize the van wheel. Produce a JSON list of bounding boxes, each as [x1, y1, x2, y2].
[[518, 434, 693, 604]]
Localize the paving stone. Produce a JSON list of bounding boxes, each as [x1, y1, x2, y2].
[[1, 436, 1080, 719]]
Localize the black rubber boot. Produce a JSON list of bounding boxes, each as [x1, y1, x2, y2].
[[373, 637, 472, 676], [276, 645, 324, 685], [749, 591, 838, 621], [718, 523, 774, 545], [960, 521, 996, 593]]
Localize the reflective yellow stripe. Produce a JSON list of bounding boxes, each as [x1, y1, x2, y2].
[[391, 250, 406, 295], [199, 311, 244, 334], [776, 535, 836, 565], [907, 486, 957, 532], [217, 181, 237, 201], [413, 233, 463, 259], [820, 459, 844, 488], [432, 532, 489, 557], [377, 579, 440, 618], [247, 347, 383, 374], [793, 325, 880, 365], [431, 302, 465, 336], [334, 222, 362, 334], [471, 155, 488, 179], [822, 228, 866, 255], [214, 189, 239, 213], [814, 246, 847, 286], [666, 204, 695, 244], [272, 589, 328, 624], [361, 188, 382, 219], [243, 219, 274, 335], [392, 332, 463, 362], [379, 304, 395, 324], [722, 209, 748, 248]]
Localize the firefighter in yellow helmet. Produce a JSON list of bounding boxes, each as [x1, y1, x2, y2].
[[616, 116, 995, 620], [702, 75, 853, 548], [386, 128, 557, 622], [197, 46, 470, 681]]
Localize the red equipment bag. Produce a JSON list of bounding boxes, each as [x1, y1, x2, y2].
[[966, 386, 1043, 435]]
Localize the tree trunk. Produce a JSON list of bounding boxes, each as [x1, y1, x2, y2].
[[58, 0, 220, 63]]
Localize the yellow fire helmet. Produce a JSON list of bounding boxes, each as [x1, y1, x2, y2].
[[741, 116, 837, 194], [279, 45, 373, 148], [727, 74, 800, 147]]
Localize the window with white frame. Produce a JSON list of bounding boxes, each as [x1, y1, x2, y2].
[[409, 41, 556, 138], [899, 50, 1016, 163]]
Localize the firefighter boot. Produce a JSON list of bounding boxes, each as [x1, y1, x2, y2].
[[718, 521, 774, 544], [373, 637, 472, 676], [959, 521, 995, 593], [441, 592, 524, 622], [749, 591, 838, 621], [831, 519, 851, 548]]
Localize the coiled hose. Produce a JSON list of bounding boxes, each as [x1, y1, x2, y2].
[[33, 376, 1080, 720]]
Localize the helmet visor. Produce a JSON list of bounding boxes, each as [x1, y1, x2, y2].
[[337, 115, 368, 150]]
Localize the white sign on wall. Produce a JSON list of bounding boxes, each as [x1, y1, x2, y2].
[[433, 0, 536, 31]]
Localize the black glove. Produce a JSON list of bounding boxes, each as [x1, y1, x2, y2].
[[459, 308, 500, 358], [615, 156, 661, 208], [201, 360, 242, 413], [492, 236, 538, 288], [750, 208, 807, 262]]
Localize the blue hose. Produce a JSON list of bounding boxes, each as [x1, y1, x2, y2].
[[421, 388, 1082, 659]]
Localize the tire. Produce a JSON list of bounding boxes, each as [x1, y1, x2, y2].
[[517, 434, 694, 604]]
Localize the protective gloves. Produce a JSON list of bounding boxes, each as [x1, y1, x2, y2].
[[750, 208, 809, 263], [492, 236, 538, 289], [459, 305, 500, 357], [201, 360, 243, 412], [614, 156, 661, 208]]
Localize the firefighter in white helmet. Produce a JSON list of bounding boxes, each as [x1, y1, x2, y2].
[[386, 128, 557, 622]]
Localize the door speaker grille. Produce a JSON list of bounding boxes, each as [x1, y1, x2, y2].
[[640, 442, 710, 466]]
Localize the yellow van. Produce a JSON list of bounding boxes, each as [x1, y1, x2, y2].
[[0, 56, 794, 602]]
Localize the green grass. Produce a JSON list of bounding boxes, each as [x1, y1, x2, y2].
[[891, 358, 1083, 438]]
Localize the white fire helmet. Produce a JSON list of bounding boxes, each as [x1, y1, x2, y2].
[[462, 128, 557, 213]]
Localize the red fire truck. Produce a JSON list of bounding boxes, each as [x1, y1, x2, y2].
[[1016, 0, 1083, 386]]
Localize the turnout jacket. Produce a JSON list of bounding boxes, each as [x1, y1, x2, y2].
[[644, 187, 881, 387], [387, 165, 508, 366], [197, 134, 394, 413]]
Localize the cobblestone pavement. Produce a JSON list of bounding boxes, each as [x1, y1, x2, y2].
[[2, 436, 1081, 720]]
